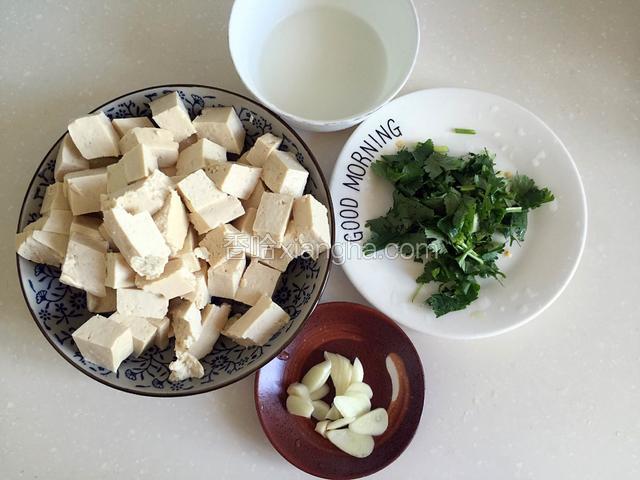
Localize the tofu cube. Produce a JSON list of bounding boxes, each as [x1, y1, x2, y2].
[[199, 224, 247, 269], [105, 252, 136, 289], [116, 288, 168, 319], [111, 116, 153, 137], [242, 179, 268, 210], [234, 258, 281, 306], [246, 133, 282, 167], [153, 190, 189, 255], [102, 206, 170, 279], [261, 150, 309, 198], [176, 138, 227, 176], [102, 169, 173, 216], [98, 222, 118, 250], [65, 168, 108, 215], [292, 194, 331, 258], [236, 152, 250, 165], [26, 210, 72, 235], [87, 288, 116, 313], [189, 196, 245, 235], [60, 233, 108, 297], [54, 134, 90, 182], [147, 316, 171, 349], [110, 312, 158, 357], [149, 92, 196, 142], [175, 169, 227, 212], [208, 256, 245, 300], [40, 182, 70, 214], [106, 162, 127, 193], [169, 299, 202, 352], [135, 258, 196, 299], [258, 247, 294, 272], [72, 314, 133, 371], [69, 215, 104, 242], [192, 107, 245, 154], [222, 295, 289, 346], [67, 111, 120, 159], [15, 230, 66, 267], [188, 303, 231, 359], [172, 227, 201, 273], [206, 162, 262, 200], [118, 127, 174, 154], [87, 156, 118, 169], [169, 352, 204, 382], [160, 165, 177, 177], [148, 142, 180, 168], [232, 207, 257, 234], [253, 192, 294, 245], [182, 265, 209, 309], [178, 133, 199, 152], [120, 144, 159, 183]]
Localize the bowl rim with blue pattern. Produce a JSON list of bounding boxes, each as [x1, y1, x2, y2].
[[16, 84, 334, 397]]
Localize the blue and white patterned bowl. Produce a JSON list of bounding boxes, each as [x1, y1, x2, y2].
[[16, 84, 334, 397]]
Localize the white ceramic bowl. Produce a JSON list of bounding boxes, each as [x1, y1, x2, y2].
[[331, 88, 587, 339], [229, 0, 419, 132]]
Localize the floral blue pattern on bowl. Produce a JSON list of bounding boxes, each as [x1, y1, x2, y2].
[[16, 85, 333, 396]]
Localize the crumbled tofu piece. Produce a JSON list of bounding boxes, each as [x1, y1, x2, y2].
[[149, 92, 196, 142], [291, 194, 331, 258], [188, 303, 231, 359], [246, 133, 282, 167], [67, 111, 120, 159], [189, 196, 245, 235], [175, 169, 226, 212], [119, 127, 174, 154], [116, 288, 168, 319], [208, 256, 246, 300], [182, 265, 209, 309], [15, 230, 66, 266], [72, 314, 133, 371], [105, 252, 136, 289], [87, 288, 116, 313], [69, 215, 103, 241], [54, 134, 90, 182], [234, 258, 281, 306], [232, 207, 257, 233], [101, 169, 173, 216], [169, 352, 204, 382], [170, 300, 202, 352], [65, 168, 108, 215], [199, 224, 248, 269], [25, 210, 72, 235], [258, 247, 294, 272], [241, 179, 269, 210], [223, 295, 289, 346], [135, 258, 196, 299], [253, 192, 294, 245], [261, 150, 309, 198], [110, 312, 158, 357], [147, 316, 171, 349], [120, 144, 159, 183], [176, 138, 227, 176], [102, 206, 170, 279], [41, 182, 70, 214], [60, 233, 108, 297], [111, 116, 154, 137], [153, 190, 189, 255], [192, 107, 245, 154], [206, 162, 262, 200]]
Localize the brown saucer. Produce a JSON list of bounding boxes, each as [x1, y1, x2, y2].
[[255, 302, 425, 479]]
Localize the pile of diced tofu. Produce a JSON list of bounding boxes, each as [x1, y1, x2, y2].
[[16, 92, 331, 382]]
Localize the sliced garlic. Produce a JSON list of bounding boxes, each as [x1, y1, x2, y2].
[[286, 394, 314, 418], [315, 420, 329, 438], [286, 382, 310, 399], [326, 429, 375, 458], [325, 405, 342, 421], [324, 351, 352, 395], [352, 357, 364, 383], [309, 383, 330, 401], [311, 400, 330, 420], [333, 393, 371, 419], [345, 382, 373, 399], [301, 359, 331, 392], [349, 408, 388, 436], [326, 416, 355, 430]]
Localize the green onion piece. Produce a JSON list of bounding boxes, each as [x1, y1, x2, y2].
[[453, 128, 477, 135], [505, 206, 523, 213], [433, 145, 449, 153]]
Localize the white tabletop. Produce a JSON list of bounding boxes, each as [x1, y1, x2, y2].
[[1, 1, 639, 478]]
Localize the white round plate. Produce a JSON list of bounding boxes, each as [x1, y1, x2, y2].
[[330, 88, 587, 339]]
